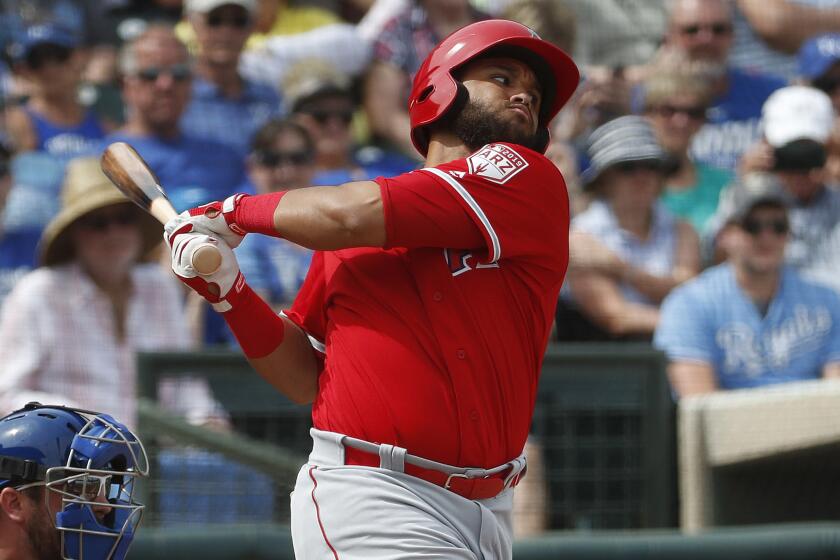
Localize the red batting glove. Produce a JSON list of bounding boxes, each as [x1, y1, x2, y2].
[[167, 194, 248, 249], [165, 191, 289, 248], [166, 224, 245, 312], [166, 224, 286, 357]]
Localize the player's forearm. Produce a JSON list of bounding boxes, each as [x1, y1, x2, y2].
[[220, 283, 318, 404], [248, 317, 320, 404]]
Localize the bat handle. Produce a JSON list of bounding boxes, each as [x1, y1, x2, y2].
[[192, 243, 223, 275]]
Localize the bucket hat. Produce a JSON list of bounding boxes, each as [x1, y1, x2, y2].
[[581, 115, 668, 188]]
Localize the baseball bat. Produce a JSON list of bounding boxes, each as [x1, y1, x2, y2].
[[100, 142, 222, 275]]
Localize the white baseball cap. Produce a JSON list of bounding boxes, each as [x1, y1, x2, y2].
[[761, 85, 835, 147], [185, 0, 256, 14]]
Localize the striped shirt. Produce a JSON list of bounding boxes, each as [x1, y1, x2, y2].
[[0, 263, 194, 427]]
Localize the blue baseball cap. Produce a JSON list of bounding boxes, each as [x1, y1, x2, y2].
[[7, 23, 78, 63], [798, 33, 840, 80]]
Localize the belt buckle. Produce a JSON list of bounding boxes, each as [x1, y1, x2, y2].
[[444, 472, 470, 490], [444, 469, 491, 490]]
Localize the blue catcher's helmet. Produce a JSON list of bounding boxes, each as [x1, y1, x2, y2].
[[0, 403, 149, 560]]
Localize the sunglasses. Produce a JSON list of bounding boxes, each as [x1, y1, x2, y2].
[[256, 150, 312, 167], [306, 109, 354, 126], [679, 22, 732, 37], [614, 160, 662, 174], [650, 104, 707, 121], [78, 209, 137, 232], [25, 43, 72, 70], [741, 217, 789, 236], [135, 63, 192, 83], [206, 12, 250, 28], [61, 474, 113, 502]]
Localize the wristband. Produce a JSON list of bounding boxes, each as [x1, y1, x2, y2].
[[232, 192, 288, 237], [222, 283, 286, 358]]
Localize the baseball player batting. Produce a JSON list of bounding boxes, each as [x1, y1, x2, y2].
[[165, 19, 578, 559]]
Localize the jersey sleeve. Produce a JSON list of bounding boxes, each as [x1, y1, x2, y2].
[[285, 251, 327, 355], [654, 284, 715, 364], [379, 143, 569, 265]]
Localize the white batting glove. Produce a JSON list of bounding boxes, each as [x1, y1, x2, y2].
[[164, 194, 248, 249], [166, 228, 245, 313]]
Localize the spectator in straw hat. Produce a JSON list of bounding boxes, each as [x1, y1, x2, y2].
[[556, 115, 700, 341], [0, 157, 216, 426]]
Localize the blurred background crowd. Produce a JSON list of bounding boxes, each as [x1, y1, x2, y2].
[[3, 0, 840, 540]]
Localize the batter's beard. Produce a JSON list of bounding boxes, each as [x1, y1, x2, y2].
[[26, 495, 62, 560], [451, 97, 543, 152]]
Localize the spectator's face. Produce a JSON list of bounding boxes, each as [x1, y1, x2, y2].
[[601, 161, 664, 215], [646, 93, 708, 154], [71, 205, 142, 279], [17, 43, 82, 97], [812, 61, 840, 113], [731, 206, 789, 274], [249, 129, 316, 192], [452, 57, 543, 151], [668, 0, 733, 63], [775, 167, 826, 204], [123, 36, 192, 129], [296, 94, 356, 162], [192, 4, 253, 66]]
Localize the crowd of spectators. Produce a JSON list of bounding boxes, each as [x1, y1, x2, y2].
[[2, 0, 840, 437]]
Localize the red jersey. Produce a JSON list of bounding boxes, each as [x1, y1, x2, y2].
[[285, 142, 569, 468]]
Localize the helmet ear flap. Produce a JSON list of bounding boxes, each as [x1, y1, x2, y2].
[[415, 83, 470, 154]]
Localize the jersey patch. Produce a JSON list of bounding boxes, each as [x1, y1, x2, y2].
[[467, 144, 529, 185]]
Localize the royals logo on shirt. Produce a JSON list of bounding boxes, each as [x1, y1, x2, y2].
[[467, 144, 529, 185]]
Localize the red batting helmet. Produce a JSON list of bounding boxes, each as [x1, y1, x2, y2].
[[408, 19, 579, 156]]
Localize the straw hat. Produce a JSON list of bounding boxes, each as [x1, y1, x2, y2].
[[39, 157, 163, 266]]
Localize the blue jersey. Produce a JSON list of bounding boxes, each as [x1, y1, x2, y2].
[[654, 264, 840, 389], [104, 132, 245, 212], [25, 107, 104, 160], [690, 67, 784, 171]]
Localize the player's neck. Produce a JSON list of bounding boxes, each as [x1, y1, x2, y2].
[[425, 133, 472, 167]]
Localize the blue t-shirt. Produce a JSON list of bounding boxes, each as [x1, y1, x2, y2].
[[180, 76, 282, 158], [654, 264, 840, 389], [104, 132, 245, 212], [690, 67, 785, 171], [25, 107, 104, 161]]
